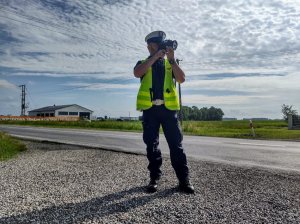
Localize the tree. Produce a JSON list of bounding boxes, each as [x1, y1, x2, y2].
[[207, 106, 224, 121], [181, 105, 224, 121], [281, 104, 298, 121], [199, 107, 208, 121], [182, 106, 191, 121], [191, 106, 199, 120]]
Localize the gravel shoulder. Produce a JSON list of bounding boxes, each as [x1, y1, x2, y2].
[[0, 141, 299, 224]]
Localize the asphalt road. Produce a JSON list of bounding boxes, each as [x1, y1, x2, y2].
[[1, 125, 300, 172]]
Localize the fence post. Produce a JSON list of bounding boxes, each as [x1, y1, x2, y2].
[[288, 114, 293, 130], [249, 120, 255, 137]]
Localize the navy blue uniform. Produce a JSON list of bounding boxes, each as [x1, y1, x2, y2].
[[135, 58, 190, 183]]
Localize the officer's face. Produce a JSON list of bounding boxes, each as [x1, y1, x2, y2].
[[147, 42, 159, 55]]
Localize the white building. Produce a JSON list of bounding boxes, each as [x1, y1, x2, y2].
[[28, 104, 93, 119]]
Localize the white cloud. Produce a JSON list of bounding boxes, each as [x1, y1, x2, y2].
[[63, 82, 139, 90], [0, 0, 299, 117], [0, 80, 19, 115], [184, 73, 300, 93], [183, 94, 273, 105], [1, 0, 300, 76], [0, 79, 18, 90]]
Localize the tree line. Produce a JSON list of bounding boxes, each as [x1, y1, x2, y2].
[[179, 104, 298, 121], [181, 106, 224, 121]]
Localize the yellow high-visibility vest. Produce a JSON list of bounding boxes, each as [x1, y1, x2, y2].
[[136, 59, 180, 111]]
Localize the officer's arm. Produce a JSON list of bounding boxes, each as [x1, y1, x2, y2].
[[171, 61, 185, 84], [133, 55, 157, 78], [134, 50, 166, 78], [166, 47, 185, 83]]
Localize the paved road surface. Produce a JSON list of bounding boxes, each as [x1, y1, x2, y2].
[[1, 125, 300, 172]]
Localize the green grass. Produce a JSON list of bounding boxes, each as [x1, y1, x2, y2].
[[0, 132, 27, 161], [182, 120, 300, 140], [0, 120, 143, 131], [1, 120, 300, 140]]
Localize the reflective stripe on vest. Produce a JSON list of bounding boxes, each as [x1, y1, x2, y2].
[[136, 59, 180, 111]]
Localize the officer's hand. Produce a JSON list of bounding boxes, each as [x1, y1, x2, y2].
[[166, 47, 175, 60], [154, 49, 166, 59]]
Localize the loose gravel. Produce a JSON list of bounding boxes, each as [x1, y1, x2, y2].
[[0, 140, 299, 224]]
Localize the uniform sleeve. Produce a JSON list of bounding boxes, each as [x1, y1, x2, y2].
[[134, 60, 142, 69], [134, 60, 143, 81], [172, 58, 176, 80]]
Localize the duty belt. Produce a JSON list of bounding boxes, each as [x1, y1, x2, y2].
[[152, 99, 164, 106]]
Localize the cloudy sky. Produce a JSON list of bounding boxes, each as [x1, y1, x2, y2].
[[0, 0, 299, 119]]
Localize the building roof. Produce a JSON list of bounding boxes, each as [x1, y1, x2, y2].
[[28, 104, 93, 112]]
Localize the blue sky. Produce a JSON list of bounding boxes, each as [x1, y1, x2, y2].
[[0, 0, 299, 119]]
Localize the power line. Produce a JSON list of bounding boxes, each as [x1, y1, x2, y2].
[[0, 14, 91, 43], [0, 7, 104, 46], [0, 7, 141, 51], [2, 5, 299, 77], [1, 5, 145, 51], [2, 6, 298, 67], [0, 7, 80, 36], [25, 86, 36, 109]]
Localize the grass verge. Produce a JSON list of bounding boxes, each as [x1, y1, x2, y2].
[[0, 120, 300, 140], [0, 132, 27, 161], [182, 120, 300, 140]]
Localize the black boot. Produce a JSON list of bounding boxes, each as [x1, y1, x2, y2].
[[146, 179, 159, 193], [179, 181, 195, 194]]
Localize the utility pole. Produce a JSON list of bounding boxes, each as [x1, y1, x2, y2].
[[19, 84, 26, 116], [176, 59, 183, 125]]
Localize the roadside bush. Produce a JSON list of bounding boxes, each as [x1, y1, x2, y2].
[[0, 132, 27, 161]]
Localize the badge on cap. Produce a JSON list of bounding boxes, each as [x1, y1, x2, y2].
[[145, 31, 166, 44]]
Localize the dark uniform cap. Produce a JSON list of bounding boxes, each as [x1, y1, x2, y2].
[[145, 31, 166, 44]]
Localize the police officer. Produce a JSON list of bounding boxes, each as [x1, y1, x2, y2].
[[134, 31, 194, 194]]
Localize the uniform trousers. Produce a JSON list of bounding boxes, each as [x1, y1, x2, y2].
[[142, 105, 189, 183]]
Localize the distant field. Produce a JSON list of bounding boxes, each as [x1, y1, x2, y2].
[[182, 120, 300, 140], [0, 132, 27, 161], [1, 120, 300, 140]]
